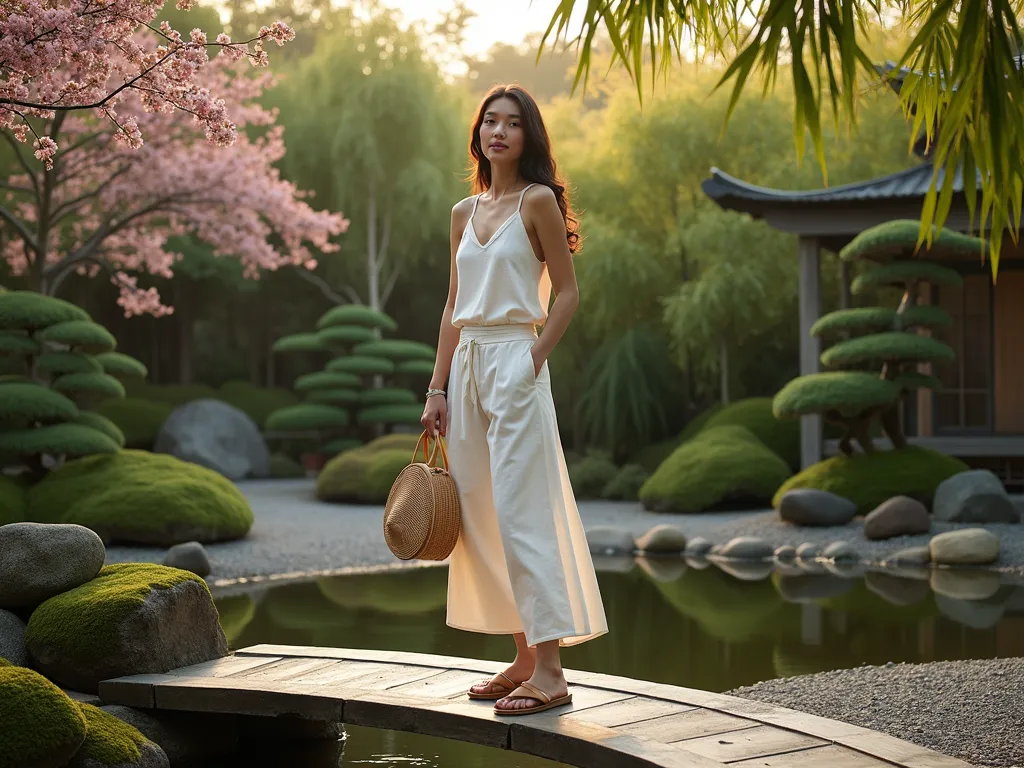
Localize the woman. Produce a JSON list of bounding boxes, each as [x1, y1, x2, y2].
[[420, 84, 608, 717]]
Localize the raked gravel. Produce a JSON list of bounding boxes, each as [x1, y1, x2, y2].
[[730, 658, 1024, 768], [103, 480, 1024, 584]]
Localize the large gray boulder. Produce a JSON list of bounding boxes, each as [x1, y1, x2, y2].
[[0, 522, 105, 609], [778, 489, 857, 527], [0, 608, 27, 665], [154, 399, 270, 481], [932, 470, 1019, 524]]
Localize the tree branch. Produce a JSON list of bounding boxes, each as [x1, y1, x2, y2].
[[0, 130, 40, 200], [294, 267, 357, 305], [47, 253, 142, 298], [0, 203, 41, 256], [381, 262, 401, 308]]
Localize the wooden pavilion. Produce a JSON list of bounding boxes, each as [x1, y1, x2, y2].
[[701, 96, 1024, 487]]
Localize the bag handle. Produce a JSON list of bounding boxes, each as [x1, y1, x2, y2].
[[412, 430, 450, 471]]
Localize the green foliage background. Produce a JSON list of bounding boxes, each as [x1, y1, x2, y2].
[[0, 2, 925, 461]]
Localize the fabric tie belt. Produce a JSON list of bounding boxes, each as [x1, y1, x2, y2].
[[456, 324, 538, 436]]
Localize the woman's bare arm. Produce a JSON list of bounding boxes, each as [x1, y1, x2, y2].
[[523, 186, 579, 371], [422, 198, 472, 436]]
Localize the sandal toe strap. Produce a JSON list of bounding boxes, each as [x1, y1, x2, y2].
[[495, 672, 517, 689], [508, 681, 551, 703]]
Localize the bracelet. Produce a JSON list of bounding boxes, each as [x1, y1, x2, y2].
[[426, 388, 446, 399]]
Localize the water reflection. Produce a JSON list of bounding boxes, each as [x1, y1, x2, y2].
[[212, 559, 1024, 767]]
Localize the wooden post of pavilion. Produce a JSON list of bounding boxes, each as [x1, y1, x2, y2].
[[798, 236, 823, 468]]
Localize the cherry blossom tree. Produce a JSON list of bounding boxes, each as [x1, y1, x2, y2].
[[1, 6, 349, 316], [1, 0, 295, 163]]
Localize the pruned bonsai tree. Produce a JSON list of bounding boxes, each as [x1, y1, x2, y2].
[[0, 291, 148, 477], [774, 220, 983, 454], [266, 304, 435, 470]]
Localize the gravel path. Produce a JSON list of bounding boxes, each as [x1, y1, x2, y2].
[[730, 658, 1024, 768], [103, 480, 1024, 584]]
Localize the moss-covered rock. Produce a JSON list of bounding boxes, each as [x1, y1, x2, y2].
[[699, 398, 801, 470], [27, 450, 254, 545], [0, 475, 27, 525], [639, 426, 792, 513], [69, 703, 168, 768], [92, 398, 172, 450], [568, 453, 619, 499], [316, 445, 411, 504], [25, 563, 228, 693], [0, 663, 88, 768], [774, 446, 970, 516], [362, 450, 414, 502]]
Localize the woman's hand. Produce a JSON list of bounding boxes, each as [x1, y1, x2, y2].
[[421, 394, 447, 437], [530, 346, 544, 378]]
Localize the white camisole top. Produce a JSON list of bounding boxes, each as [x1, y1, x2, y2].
[[451, 183, 552, 329]]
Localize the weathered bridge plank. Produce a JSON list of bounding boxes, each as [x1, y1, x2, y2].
[[98, 645, 974, 768]]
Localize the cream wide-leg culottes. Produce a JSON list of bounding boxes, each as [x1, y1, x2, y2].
[[445, 323, 608, 648]]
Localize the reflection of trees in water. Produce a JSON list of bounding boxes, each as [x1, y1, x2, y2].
[[216, 564, 1024, 697]]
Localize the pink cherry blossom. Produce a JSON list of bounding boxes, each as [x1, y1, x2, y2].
[[1, 0, 296, 159], [2, 52, 350, 317]]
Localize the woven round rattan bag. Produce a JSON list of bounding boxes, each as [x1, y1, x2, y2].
[[383, 431, 461, 561]]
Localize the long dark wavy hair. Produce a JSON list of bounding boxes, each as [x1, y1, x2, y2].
[[467, 84, 582, 254]]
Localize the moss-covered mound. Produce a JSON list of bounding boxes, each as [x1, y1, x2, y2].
[[92, 397, 173, 450], [699, 398, 801, 469], [316, 443, 412, 504], [27, 450, 254, 545], [0, 664, 88, 768], [25, 563, 227, 693], [773, 445, 969, 515], [0, 474, 27, 525], [26, 564, 205, 664], [639, 426, 792, 513], [74, 703, 157, 767]]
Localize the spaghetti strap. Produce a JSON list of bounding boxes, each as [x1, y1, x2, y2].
[[469, 193, 482, 221], [516, 183, 537, 212]]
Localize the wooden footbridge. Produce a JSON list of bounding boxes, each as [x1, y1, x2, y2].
[[100, 645, 972, 768]]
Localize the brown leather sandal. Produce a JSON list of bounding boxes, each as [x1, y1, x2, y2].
[[493, 681, 572, 716], [467, 671, 521, 700]]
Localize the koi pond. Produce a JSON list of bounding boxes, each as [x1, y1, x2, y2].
[[210, 558, 1023, 767]]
